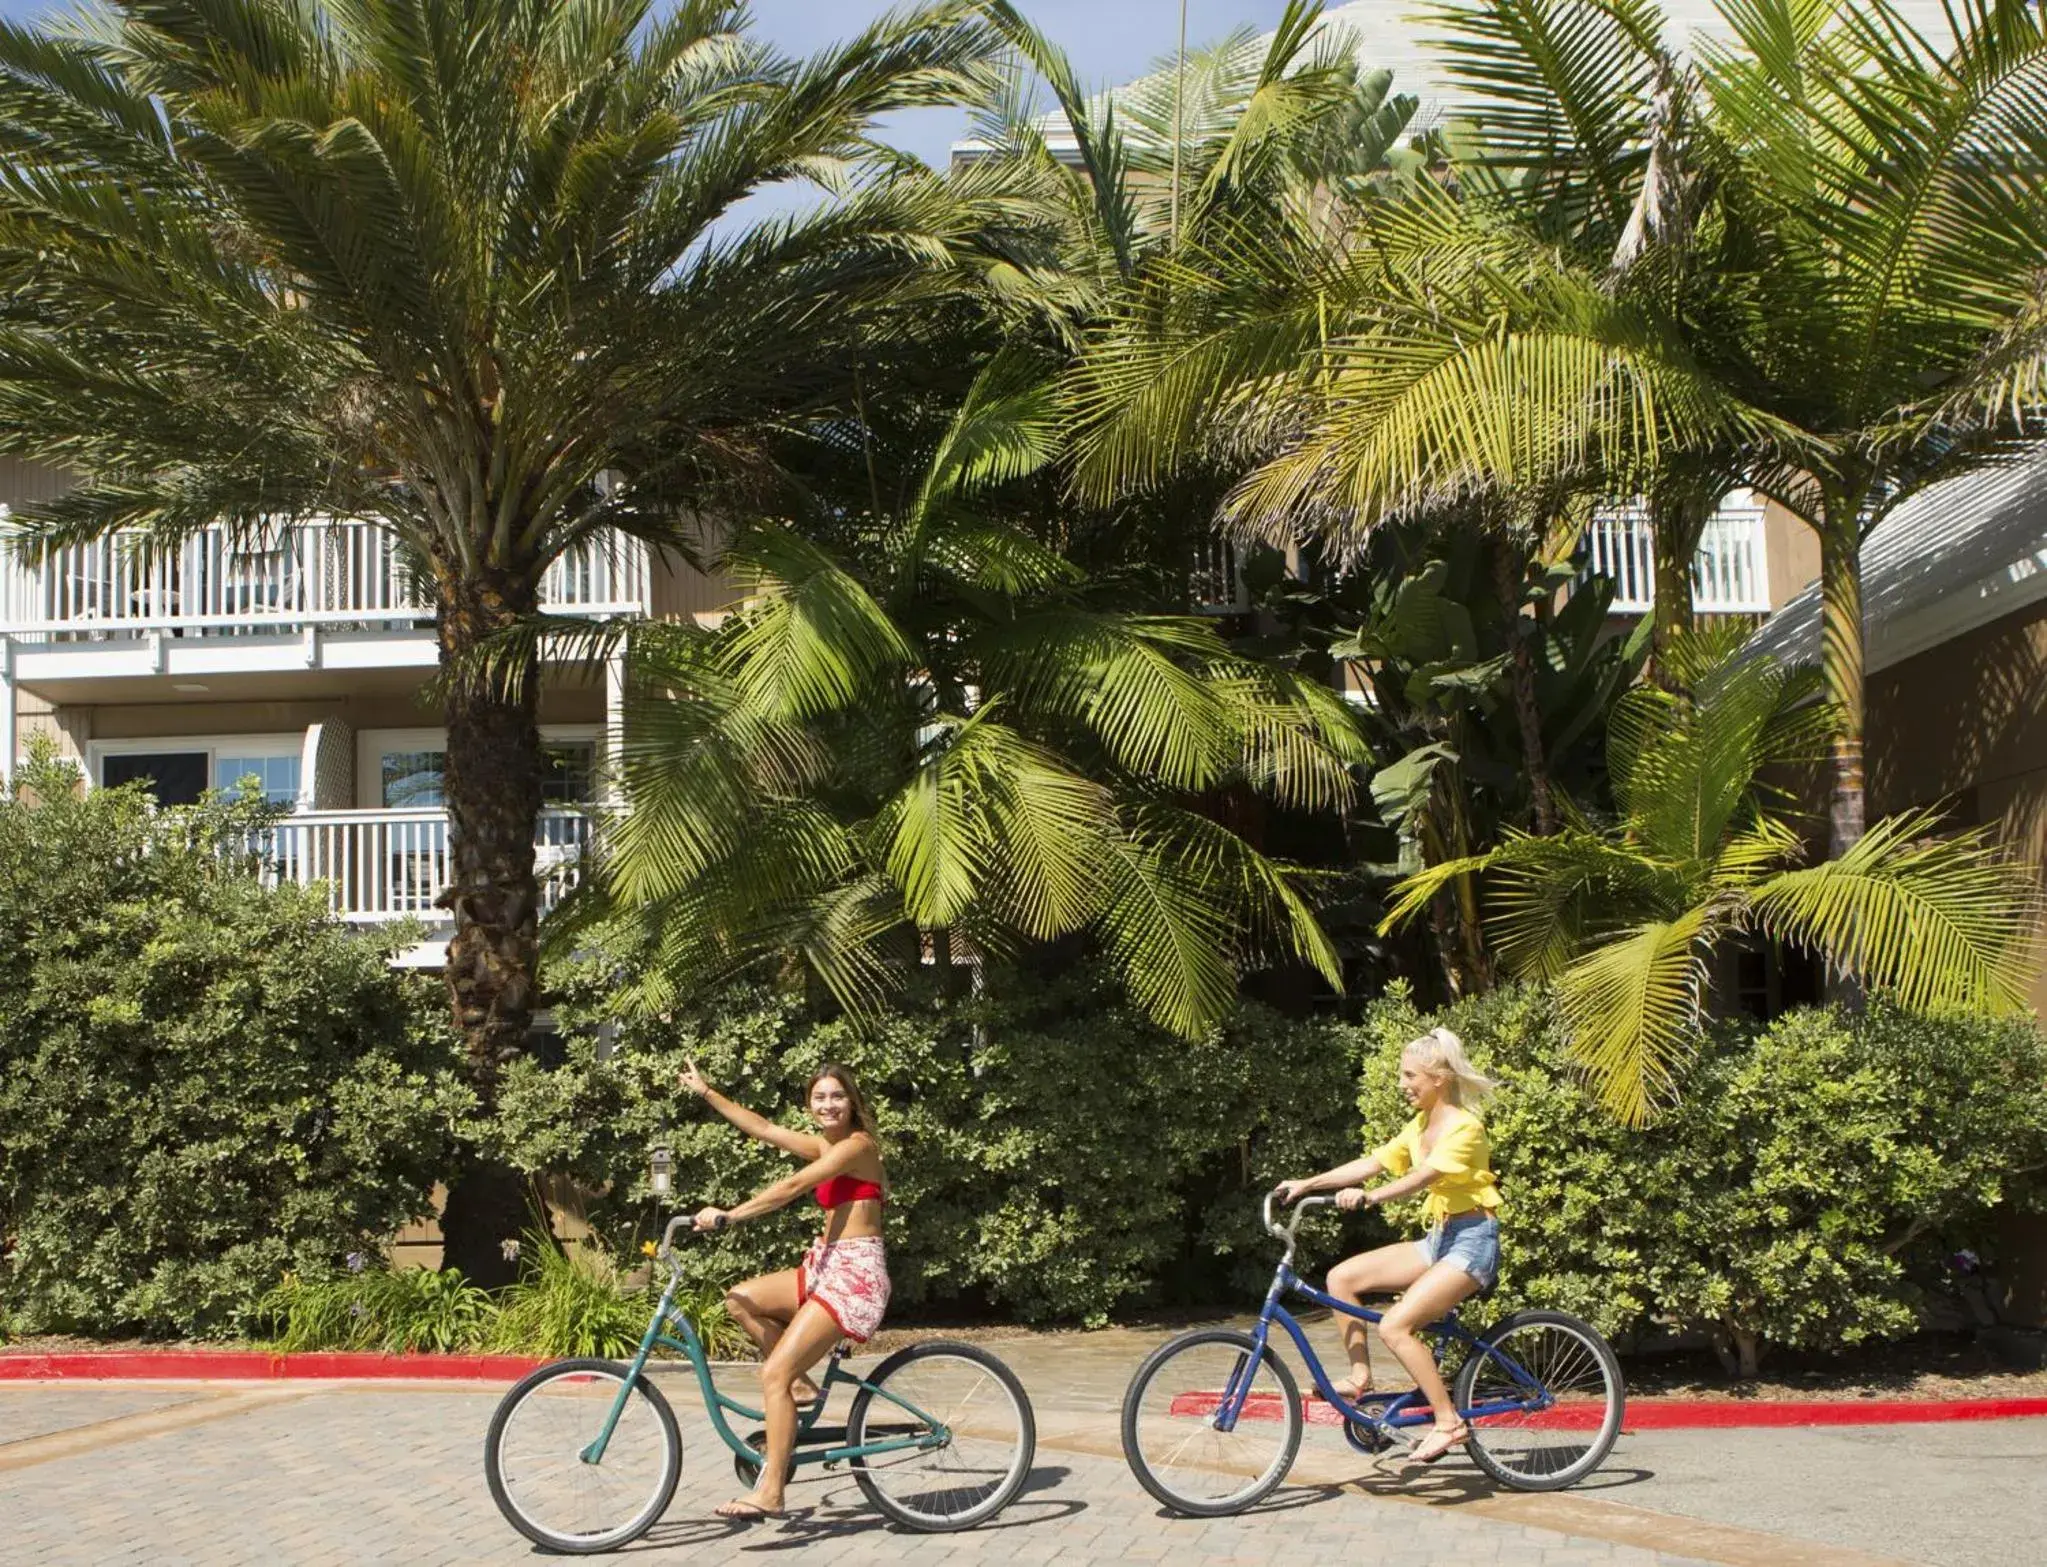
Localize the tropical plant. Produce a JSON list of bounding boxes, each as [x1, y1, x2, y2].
[[1062, 0, 2047, 870], [0, 0, 1012, 1279], [1335, 530, 1652, 993], [553, 356, 1368, 1035], [1403, 0, 2047, 853], [258, 1261, 497, 1354], [1381, 638, 2041, 1122]]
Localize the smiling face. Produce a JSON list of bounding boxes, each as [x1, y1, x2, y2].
[[1398, 1053, 1448, 1112], [808, 1072, 854, 1135]]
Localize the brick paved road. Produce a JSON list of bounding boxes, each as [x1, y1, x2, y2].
[[0, 1378, 1735, 1567]]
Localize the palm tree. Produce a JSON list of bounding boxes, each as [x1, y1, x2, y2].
[[1688, 0, 2047, 853], [1379, 636, 2040, 1124], [1066, 0, 2047, 867], [566, 353, 1365, 1033], [0, 0, 1011, 1279]]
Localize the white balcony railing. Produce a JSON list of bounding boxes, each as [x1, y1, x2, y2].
[[249, 807, 592, 924], [1582, 493, 1772, 615], [0, 518, 649, 640], [1191, 536, 1251, 615]]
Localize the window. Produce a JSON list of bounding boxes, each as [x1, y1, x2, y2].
[[101, 751, 209, 806], [381, 750, 446, 808], [542, 742, 597, 805], [215, 754, 301, 805]]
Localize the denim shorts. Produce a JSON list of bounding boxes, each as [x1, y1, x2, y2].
[[1414, 1212, 1500, 1290]]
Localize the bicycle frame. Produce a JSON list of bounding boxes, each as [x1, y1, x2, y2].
[[578, 1224, 947, 1472], [1213, 1196, 1553, 1437]]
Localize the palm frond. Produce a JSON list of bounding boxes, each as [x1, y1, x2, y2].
[[1749, 808, 2043, 1014]]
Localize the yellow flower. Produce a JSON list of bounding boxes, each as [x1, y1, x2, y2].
[[640, 1240, 658, 1257]]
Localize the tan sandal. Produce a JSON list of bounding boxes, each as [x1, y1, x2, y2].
[[715, 1498, 785, 1523], [1327, 1369, 1374, 1404], [1409, 1422, 1470, 1465]]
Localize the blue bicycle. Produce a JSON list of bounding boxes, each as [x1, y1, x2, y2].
[[1121, 1195, 1623, 1514]]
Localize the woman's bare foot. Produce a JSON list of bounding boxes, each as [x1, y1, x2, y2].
[[715, 1496, 784, 1522], [1329, 1367, 1374, 1403], [790, 1375, 823, 1403]]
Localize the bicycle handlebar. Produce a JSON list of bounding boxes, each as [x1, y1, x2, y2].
[[655, 1208, 727, 1265], [1263, 1189, 1335, 1245]]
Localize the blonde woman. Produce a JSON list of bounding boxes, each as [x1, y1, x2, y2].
[[1273, 1027, 1501, 1465]]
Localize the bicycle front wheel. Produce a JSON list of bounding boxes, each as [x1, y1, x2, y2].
[[848, 1340, 1036, 1532], [1453, 1310, 1624, 1491], [484, 1358, 682, 1553], [1121, 1329, 1301, 1517]]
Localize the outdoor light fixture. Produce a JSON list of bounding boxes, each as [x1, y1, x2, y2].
[[649, 1143, 673, 1198]]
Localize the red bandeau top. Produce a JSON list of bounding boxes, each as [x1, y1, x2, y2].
[[816, 1175, 884, 1209]]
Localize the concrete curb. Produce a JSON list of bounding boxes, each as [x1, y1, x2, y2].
[[0, 1351, 544, 1381], [1186, 1386, 2047, 1430]]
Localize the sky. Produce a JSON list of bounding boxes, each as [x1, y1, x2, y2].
[[0, 2, 1298, 171]]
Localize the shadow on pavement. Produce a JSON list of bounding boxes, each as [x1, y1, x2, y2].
[[1344, 1461, 1655, 1504], [624, 1465, 1083, 1552]]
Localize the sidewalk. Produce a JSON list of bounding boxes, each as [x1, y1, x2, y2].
[[0, 1319, 2041, 1564]]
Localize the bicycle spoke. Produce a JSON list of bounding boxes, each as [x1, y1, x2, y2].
[[853, 1348, 1032, 1530], [1459, 1316, 1622, 1488], [1123, 1334, 1299, 1515], [489, 1366, 678, 1550]]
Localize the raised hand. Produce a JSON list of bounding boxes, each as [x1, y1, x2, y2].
[[680, 1058, 711, 1099]]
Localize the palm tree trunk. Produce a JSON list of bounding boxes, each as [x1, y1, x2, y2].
[[1647, 493, 1703, 690], [434, 565, 545, 1289], [1494, 538, 1557, 834], [1818, 511, 1865, 857]]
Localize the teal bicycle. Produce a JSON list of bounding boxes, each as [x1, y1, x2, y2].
[[484, 1213, 1036, 1553]]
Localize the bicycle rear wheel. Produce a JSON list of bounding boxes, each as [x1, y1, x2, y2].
[[484, 1358, 682, 1553], [1453, 1310, 1624, 1491], [1121, 1329, 1301, 1517], [848, 1341, 1036, 1531]]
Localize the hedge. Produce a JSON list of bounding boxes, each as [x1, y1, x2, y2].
[[0, 750, 465, 1338]]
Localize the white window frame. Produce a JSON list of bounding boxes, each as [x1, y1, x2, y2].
[[87, 732, 305, 804], [358, 724, 603, 811]]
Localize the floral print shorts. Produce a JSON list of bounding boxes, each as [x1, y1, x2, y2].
[[799, 1234, 891, 1343]]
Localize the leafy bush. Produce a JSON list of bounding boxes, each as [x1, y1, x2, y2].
[[1352, 985, 2047, 1374], [0, 748, 467, 1338], [254, 1236, 742, 1359], [259, 1260, 497, 1353], [485, 963, 1363, 1326]]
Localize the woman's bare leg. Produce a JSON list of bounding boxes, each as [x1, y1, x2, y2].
[[722, 1269, 821, 1399], [716, 1300, 844, 1519], [1323, 1241, 1429, 1397], [1376, 1261, 1480, 1436]]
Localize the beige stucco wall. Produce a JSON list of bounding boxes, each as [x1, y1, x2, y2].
[[11, 677, 607, 794], [1866, 597, 2047, 1020], [0, 455, 73, 509], [1761, 498, 1822, 611], [648, 542, 735, 623]]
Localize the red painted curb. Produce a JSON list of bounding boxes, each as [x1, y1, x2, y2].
[[1168, 1390, 2047, 1431], [0, 1351, 544, 1382]]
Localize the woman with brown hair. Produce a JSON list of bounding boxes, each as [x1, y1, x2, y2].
[[680, 1058, 889, 1522]]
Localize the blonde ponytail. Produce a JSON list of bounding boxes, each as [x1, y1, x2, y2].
[[1403, 1026, 1497, 1107]]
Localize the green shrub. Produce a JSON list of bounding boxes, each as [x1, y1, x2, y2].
[[253, 1238, 743, 1359], [0, 748, 468, 1338], [1353, 984, 2047, 1373], [258, 1260, 497, 1353], [484, 963, 1363, 1326]]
